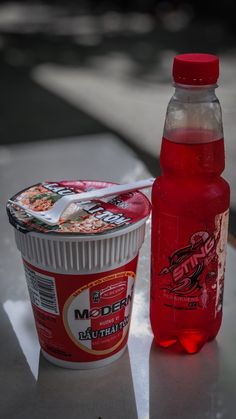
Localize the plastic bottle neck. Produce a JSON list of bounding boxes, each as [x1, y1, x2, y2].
[[173, 83, 218, 103], [161, 82, 225, 177], [163, 82, 223, 144]]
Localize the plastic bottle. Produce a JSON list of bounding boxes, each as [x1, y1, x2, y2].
[[150, 53, 230, 354]]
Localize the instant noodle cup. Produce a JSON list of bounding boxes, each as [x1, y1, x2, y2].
[[7, 180, 151, 369]]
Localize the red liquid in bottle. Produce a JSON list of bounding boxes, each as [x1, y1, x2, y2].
[[151, 130, 230, 354]]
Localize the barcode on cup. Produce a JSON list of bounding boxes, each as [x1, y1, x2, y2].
[[24, 265, 59, 315]]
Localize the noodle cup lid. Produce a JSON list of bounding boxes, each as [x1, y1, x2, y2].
[[7, 180, 151, 236]]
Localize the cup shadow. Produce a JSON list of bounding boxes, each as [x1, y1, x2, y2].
[[36, 347, 138, 419]]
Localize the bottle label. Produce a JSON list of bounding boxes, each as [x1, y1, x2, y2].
[[152, 210, 229, 314], [23, 257, 138, 363]]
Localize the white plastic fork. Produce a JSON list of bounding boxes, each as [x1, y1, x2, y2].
[[8, 178, 154, 226]]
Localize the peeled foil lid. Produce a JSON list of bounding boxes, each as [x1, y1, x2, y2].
[[7, 180, 151, 235]]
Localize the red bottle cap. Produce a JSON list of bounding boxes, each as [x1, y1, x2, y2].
[[173, 53, 219, 85]]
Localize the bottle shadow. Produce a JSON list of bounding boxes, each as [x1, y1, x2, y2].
[[149, 339, 220, 419]]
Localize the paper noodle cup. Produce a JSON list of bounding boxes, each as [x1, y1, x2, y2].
[[7, 180, 151, 369]]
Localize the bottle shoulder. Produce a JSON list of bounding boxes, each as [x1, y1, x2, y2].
[[153, 174, 229, 187], [152, 175, 230, 215]]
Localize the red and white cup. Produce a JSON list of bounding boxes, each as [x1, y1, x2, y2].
[[7, 180, 151, 369]]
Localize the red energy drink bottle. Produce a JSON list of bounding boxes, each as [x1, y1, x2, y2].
[[151, 54, 230, 354]]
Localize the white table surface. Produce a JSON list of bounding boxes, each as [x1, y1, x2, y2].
[[0, 134, 235, 419]]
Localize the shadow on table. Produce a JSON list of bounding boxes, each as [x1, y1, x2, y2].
[[36, 348, 138, 419], [149, 339, 221, 419], [1, 295, 138, 418]]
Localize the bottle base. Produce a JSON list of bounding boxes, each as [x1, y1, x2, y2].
[[154, 330, 217, 354]]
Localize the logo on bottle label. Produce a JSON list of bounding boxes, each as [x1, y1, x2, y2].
[[159, 231, 216, 296], [157, 210, 229, 313]]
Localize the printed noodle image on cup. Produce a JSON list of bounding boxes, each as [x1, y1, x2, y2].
[[6, 180, 151, 369]]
